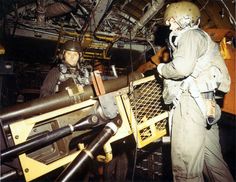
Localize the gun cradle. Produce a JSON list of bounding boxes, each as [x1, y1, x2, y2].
[[7, 99, 98, 181], [1, 75, 168, 181]]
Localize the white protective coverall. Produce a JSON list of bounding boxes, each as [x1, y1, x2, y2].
[[157, 28, 234, 182]]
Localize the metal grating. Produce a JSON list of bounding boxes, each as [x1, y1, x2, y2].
[[128, 78, 167, 142], [129, 79, 165, 120]]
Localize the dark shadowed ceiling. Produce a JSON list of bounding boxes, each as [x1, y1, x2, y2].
[[1, 0, 235, 50]]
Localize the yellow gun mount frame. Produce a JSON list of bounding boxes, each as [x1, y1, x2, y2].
[[1, 74, 168, 181]]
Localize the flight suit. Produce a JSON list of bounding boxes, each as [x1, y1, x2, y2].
[[40, 64, 90, 97], [40, 67, 60, 97], [157, 29, 234, 181]]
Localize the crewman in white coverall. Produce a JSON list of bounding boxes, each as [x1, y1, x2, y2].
[[156, 1, 234, 181]]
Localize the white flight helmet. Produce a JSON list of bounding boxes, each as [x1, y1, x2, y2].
[[164, 1, 201, 29], [164, 1, 201, 50]]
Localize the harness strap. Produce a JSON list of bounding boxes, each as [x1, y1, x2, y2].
[[168, 77, 193, 136], [168, 76, 209, 135], [186, 77, 207, 118]]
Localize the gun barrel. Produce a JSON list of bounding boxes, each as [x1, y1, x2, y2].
[[56, 120, 119, 182], [0, 71, 143, 124], [0, 91, 74, 123]]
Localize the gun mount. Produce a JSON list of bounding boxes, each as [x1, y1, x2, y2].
[[0, 72, 169, 181]]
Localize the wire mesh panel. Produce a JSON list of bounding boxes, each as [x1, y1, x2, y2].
[[121, 75, 168, 148], [129, 79, 164, 121]]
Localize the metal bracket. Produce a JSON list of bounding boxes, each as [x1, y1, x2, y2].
[[91, 70, 118, 119], [91, 70, 106, 96], [98, 92, 118, 119]]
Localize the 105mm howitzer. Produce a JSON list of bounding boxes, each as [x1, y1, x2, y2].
[[0, 72, 168, 182]]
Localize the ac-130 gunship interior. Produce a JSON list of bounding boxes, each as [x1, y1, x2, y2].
[[0, 0, 235, 181]]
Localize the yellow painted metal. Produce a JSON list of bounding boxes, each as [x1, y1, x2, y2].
[[83, 52, 111, 60], [97, 94, 133, 160], [133, 74, 156, 84], [19, 151, 81, 181], [9, 75, 168, 181], [0, 43, 5, 55], [10, 99, 97, 145], [60, 32, 114, 60], [96, 143, 113, 163], [137, 112, 168, 131], [100, 75, 168, 150], [120, 75, 168, 148], [9, 99, 97, 181], [108, 95, 133, 143]]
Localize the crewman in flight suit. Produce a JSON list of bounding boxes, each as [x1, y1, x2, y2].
[[40, 39, 90, 97], [156, 1, 234, 181]]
